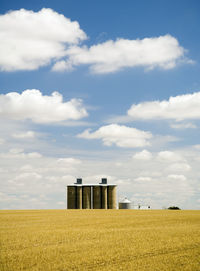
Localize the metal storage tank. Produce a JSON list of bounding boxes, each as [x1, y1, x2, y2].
[[76, 186, 82, 209], [67, 186, 76, 209], [101, 186, 107, 209], [82, 186, 91, 209], [93, 186, 101, 209], [119, 197, 132, 209], [108, 185, 117, 209]]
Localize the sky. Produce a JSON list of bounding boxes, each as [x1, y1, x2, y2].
[[0, 0, 200, 209]]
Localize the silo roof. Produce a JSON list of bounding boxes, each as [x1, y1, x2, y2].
[[66, 184, 117, 186], [119, 197, 131, 203]]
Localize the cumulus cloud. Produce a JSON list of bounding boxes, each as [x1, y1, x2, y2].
[[170, 122, 197, 129], [168, 174, 186, 181], [0, 8, 190, 74], [0, 145, 199, 209], [0, 8, 87, 71], [53, 34, 188, 73], [132, 150, 153, 160], [135, 177, 152, 182], [9, 148, 24, 154], [128, 92, 200, 121], [157, 151, 184, 162], [12, 131, 36, 139], [52, 60, 74, 72], [0, 89, 88, 123], [14, 172, 42, 182], [2, 149, 43, 159], [57, 158, 81, 166], [54, 157, 82, 172], [77, 124, 152, 148], [167, 162, 191, 172], [27, 152, 42, 158], [19, 164, 34, 172]]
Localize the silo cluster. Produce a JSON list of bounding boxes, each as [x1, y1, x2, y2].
[[67, 178, 117, 209]]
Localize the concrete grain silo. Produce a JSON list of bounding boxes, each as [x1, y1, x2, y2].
[[93, 186, 101, 209], [67, 186, 76, 209], [108, 186, 117, 209], [66, 178, 117, 209], [82, 186, 91, 209], [101, 186, 108, 209], [76, 186, 82, 209]]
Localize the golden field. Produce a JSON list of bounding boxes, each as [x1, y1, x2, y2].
[[0, 210, 200, 271]]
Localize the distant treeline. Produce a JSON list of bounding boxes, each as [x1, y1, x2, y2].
[[168, 206, 181, 210]]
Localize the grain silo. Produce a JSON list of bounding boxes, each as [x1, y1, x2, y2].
[[82, 186, 91, 209], [119, 197, 132, 209], [76, 186, 82, 209], [93, 186, 101, 209], [101, 186, 108, 209], [67, 186, 76, 209], [108, 186, 117, 209], [66, 178, 117, 209]]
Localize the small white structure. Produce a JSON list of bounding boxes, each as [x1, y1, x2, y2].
[[139, 205, 151, 210], [119, 197, 132, 209]]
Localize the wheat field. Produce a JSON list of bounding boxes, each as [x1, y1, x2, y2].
[[0, 210, 200, 271]]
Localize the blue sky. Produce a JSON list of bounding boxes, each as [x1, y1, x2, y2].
[[0, 0, 200, 209]]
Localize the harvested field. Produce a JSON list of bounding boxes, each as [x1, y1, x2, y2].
[[0, 210, 200, 270]]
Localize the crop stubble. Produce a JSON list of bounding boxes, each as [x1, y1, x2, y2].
[[0, 210, 200, 270]]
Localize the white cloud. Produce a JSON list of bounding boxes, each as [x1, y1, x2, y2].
[[57, 158, 81, 165], [168, 174, 186, 181], [52, 60, 74, 72], [170, 122, 197, 129], [77, 124, 152, 148], [0, 149, 43, 159], [27, 152, 42, 158], [12, 131, 36, 139], [9, 148, 24, 154], [0, 89, 88, 123], [14, 172, 42, 181], [53, 34, 188, 74], [0, 137, 5, 144], [128, 92, 200, 121], [0, 145, 199, 209], [0, 8, 87, 71], [132, 150, 153, 160], [167, 162, 191, 172], [60, 120, 95, 127], [157, 151, 184, 162], [135, 177, 152, 182], [20, 165, 34, 172], [0, 9, 190, 74], [193, 145, 200, 150]]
